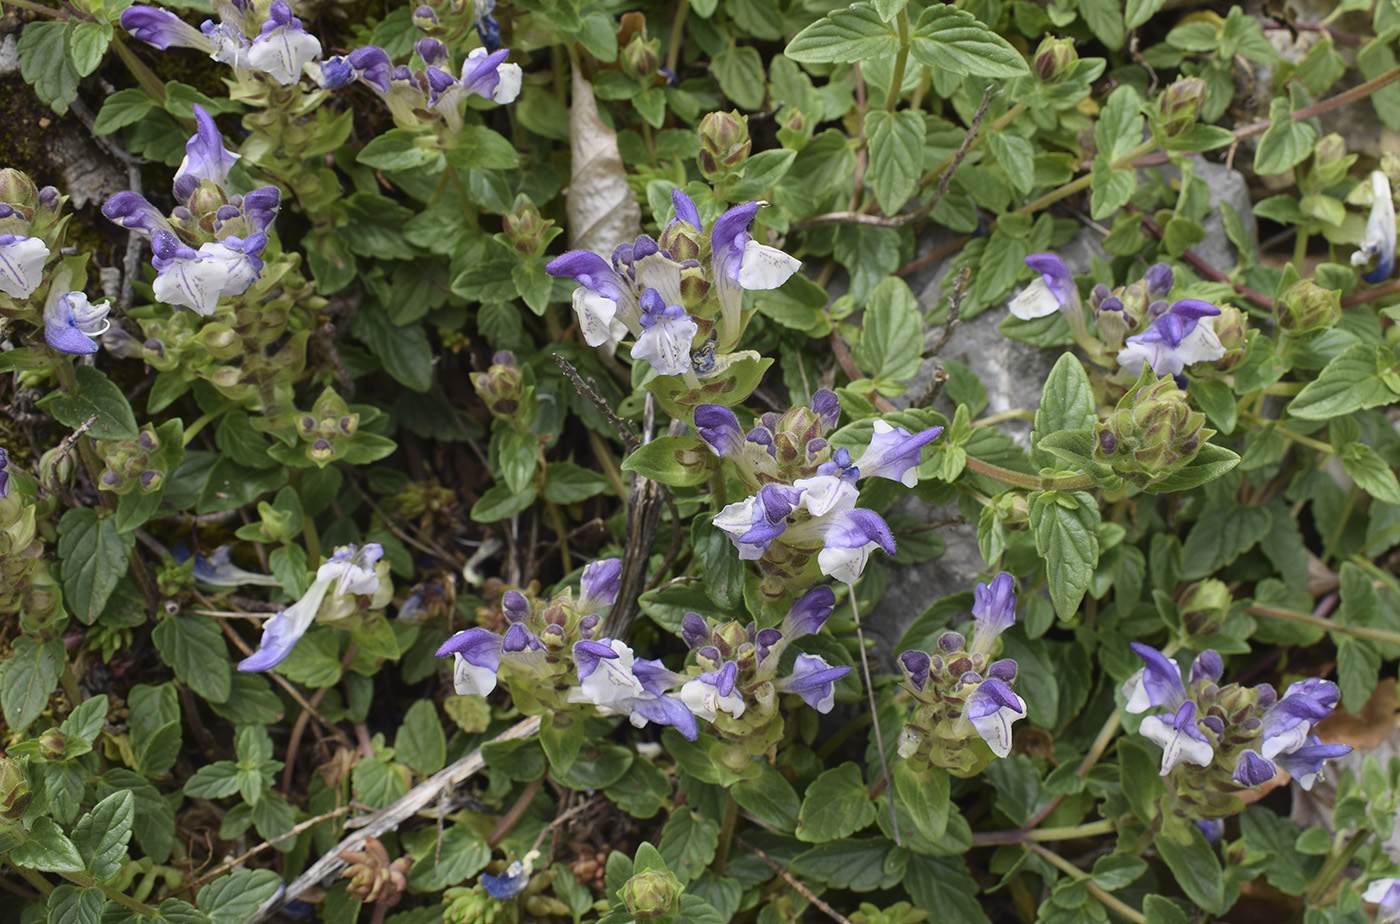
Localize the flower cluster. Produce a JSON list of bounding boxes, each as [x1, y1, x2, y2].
[[1115, 298, 1225, 381], [121, 0, 322, 86], [434, 559, 700, 735], [239, 543, 390, 672], [1353, 170, 1397, 284], [103, 105, 280, 316], [318, 40, 521, 135], [546, 189, 801, 381], [696, 389, 941, 595], [671, 585, 850, 771], [896, 573, 1028, 774], [1124, 643, 1351, 819]]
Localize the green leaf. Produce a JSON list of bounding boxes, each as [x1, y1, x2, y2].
[[1181, 505, 1271, 579], [620, 437, 714, 488], [352, 305, 433, 393], [908, 5, 1029, 77], [11, 817, 84, 873], [1142, 441, 1241, 493], [785, 3, 900, 64], [1155, 825, 1226, 913], [1343, 443, 1400, 504], [1191, 378, 1238, 434], [904, 854, 992, 924], [1125, 0, 1168, 28], [854, 276, 923, 390], [543, 462, 610, 503], [1254, 97, 1318, 176], [196, 458, 288, 515], [46, 885, 103, 924], [497, 429, 538, 495], [352, 753, 410, 808], [356, 128, 443, 171], [185, 762, 241, 799], [198, 869, 282, 924], [152, 614, 232, 703], [732, 764, 802, 834], [1336, 636, 1382, 714], [713, 45, 766, 110], [17, 21, 79, 113], [791, 838, 906, 891], [603, 758, 671, 819], [1031, 354, 1095, 469], [394, 699, 447, 776], [1, 637, 64, 734], [68, 21, 111, 77], [1028, 491, 1100, 619], [693, 513, 746, 610], [406, 824, 491, 892], [659, 810, 719, 884], [1290, 344, 1399, 419], [40, 365, 139, 440], [72, 791, 133, 881], [1090, 157, 1135, 220], [893, 762, 950, 843], [57, 508, 134, 625], [797, 763, 877, 843], [446, 125, 520, 171], [1076, 0, 1125, 49], [470, 483, 537, 522], [129, 684, 181, 777], [873, 0, 908, 19], [1095, 85, 1145, 163], [92, 87, 153, 134], [865, 110, 925, 214]]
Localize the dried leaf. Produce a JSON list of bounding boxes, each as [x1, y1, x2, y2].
[[566, 65, 643, 254]]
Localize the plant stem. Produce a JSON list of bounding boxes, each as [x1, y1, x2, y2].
[[182, 411, 218, 447], [1027, 844, 1147, 924], [712, 794, 740, 871], [110, 37, 168, 107], [886, 10, 910, 111], [58, 870, 161, 918], [1246, 604, 1400, 646], [971, 817, 1118, 846], [847, 581, 900, 845], [1241, 413, 1334, 455], [1014, 138, 1160, 218], [0, 0, 66, 16], [972, 408, 1034, 428], [1303, 828, 1370, 906], [962, 456, 1096, 492], [664, 0, 689, 75]]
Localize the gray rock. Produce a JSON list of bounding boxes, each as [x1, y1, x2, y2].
[[1148, 156, 1257, 275], [0, 36, 18, 76]]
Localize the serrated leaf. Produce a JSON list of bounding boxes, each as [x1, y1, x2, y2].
[[57, 507, 133, 625], [1343, 443, 1400, 504], [1254, 96, 1317, 176], [93, 87, 154, 134], [17, 21, 79, 113], [854, 276, 923, 390], [1028, 491, 1100, 619], [68, 21, 111, 77], [908, 5, 1029, 77], [785, 3, 901, 64], [1, 637, 64, 734], [797, 763, 877, 843], [1032, 354, 1095, 468], [395, 699, 447, 776], [1181, 505, 1271, 579], [11, 817, 84, 873], [1289, 344, 1399, 419], [40, 365, 138, 440], [865, 109, 924, 214], [47, 885, 103, 924], [713, 44, 765, 110], [446, 124, 519, 171], [198, 869, 283, 924], [893, 762, 950, 843], [659, 810, 720, 884], [73, 791, 133, 881], [152, 614, 232, 703], [732, 764, 801, 833], [470, 483, 537, 522], [1091, 157, 1136, 220], [1155, 825, 1226, 912]]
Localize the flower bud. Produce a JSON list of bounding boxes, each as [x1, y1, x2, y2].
[[0, 169, 39, 210], [502, 202, 556, 260], [622, 867, 683, 920], [38, 728, 67, 761], [698, 111, 751, 180], [0, 757, 31, 820], [1179, 579, 1231, 636], [1033, 37, 1077, 84], [621, 33, 661, 80], [472, 352, 526, 420], [1094, 375, 1210, 485], [1309, 134, 1354, 190], [1157, 76, 1207, 138], [412, 4, 440, 32], [1210, 305, 1248, 372], [39, 446, 75, 489], [1276, 279, 1341, 341]]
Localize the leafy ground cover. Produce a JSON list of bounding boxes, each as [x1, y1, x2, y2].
[[4, 0, 1400, 922]]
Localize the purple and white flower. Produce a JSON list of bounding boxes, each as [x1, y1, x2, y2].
[[1117, 299, 1226, 378], [709, 199, 801, 336], [439, 627, 504, 695], [1364, 879, 1400, 924], [173, 105, 242, 201], [964, 677, 1027, 758], [570, 638, 697, 739], [1140, 701, 1215, 773], [633, 288, 698, 377], [43, 291, 111, 355], [0, 234, 49, 300], [239, 543, 384, 672], [680, 661, 746, 722], [1121, 642, 1187, 714], [968, 572, 1016, 655], [1353, 171, 1396, 284], [121, 1, 319, 85], [245, 1, 322, 84], [150, 231, 266, 316], [187, 545, 282, 587], [1008, 254, 1079, 321], [777, 653, 848, 713], [0, 449, 9, 499]]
